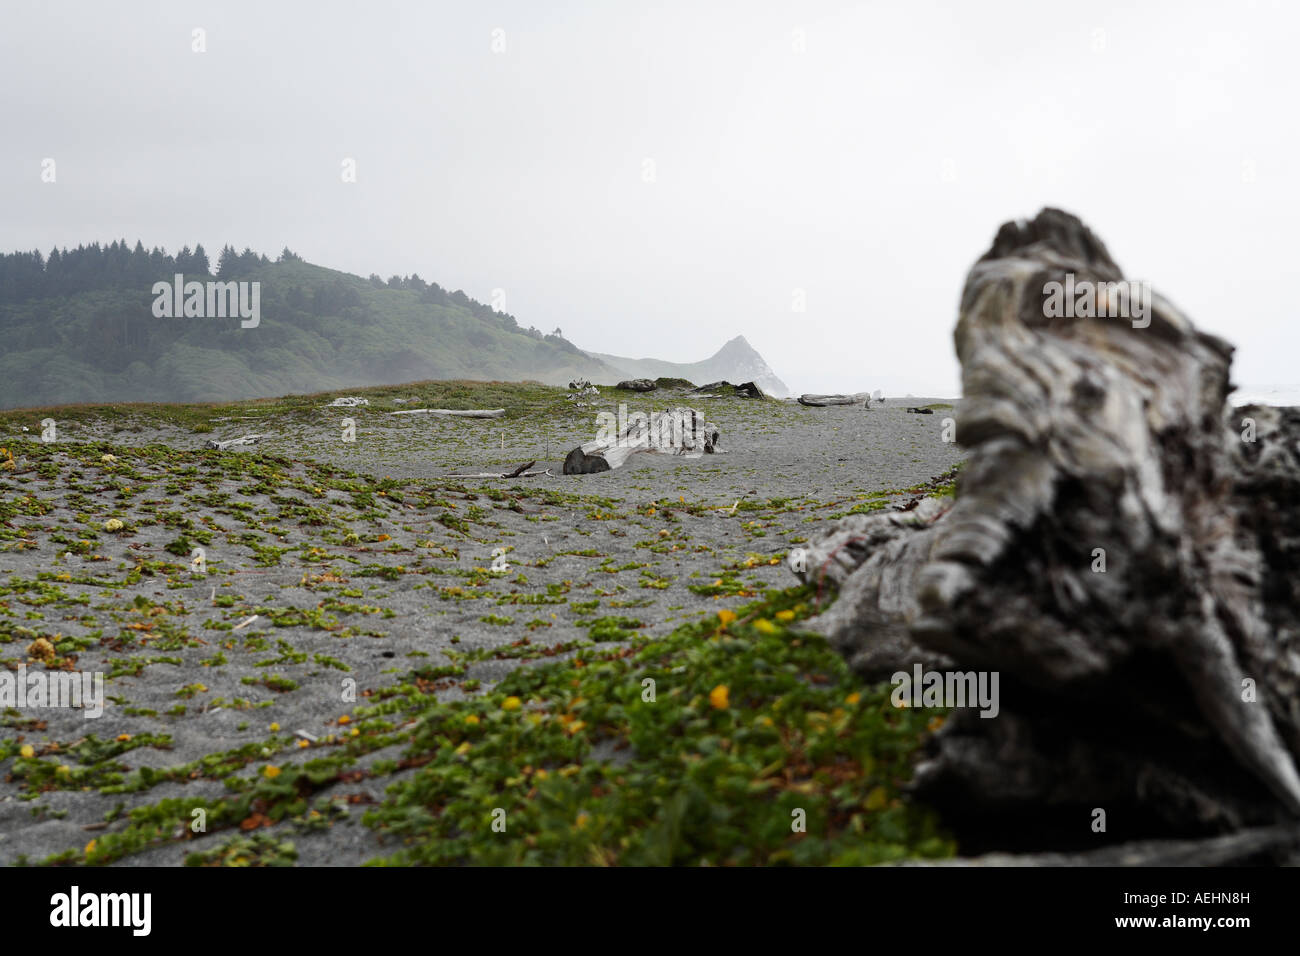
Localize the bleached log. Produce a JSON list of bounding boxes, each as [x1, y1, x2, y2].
[[563, 407, 719, 474], [389, 408, 506, 419], [206, 434, 265, 450], [798, 393, 870, 407]]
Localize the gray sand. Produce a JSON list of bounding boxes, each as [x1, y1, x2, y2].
[[0, 392, 962, 865]]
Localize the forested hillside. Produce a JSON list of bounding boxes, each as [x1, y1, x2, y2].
[[0, 242, 621, 408]]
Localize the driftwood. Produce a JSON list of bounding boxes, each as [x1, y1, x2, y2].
[[563, 406, 719, 474], [389, 408, 505, 419], [798, 393, 870, 407], [445, 461, 554, 479], [206, 434, 264, 451], [566, 380, 600, 406], [793, 207, 1300, 854]]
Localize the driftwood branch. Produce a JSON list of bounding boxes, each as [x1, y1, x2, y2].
[[389, 408, 505, 419], [798, 393, 870, 407], [444, 461, 554, 479], [794, 207, 1300, 853], [206, 434, 265, 451]]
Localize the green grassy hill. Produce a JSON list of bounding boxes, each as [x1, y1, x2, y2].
[[0, 255, 624, 409]]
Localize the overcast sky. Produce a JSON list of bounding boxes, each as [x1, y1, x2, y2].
[[2, 0, 1296, 396]]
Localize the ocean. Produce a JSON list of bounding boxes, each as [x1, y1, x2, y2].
[[1229, 385, 1300, 408]]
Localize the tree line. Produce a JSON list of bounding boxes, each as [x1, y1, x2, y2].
[[0, 241, 285, 304], [0, 240, 581, 352]]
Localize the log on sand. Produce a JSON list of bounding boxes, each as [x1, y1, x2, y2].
[[798, 393, 870, 407], [792, 207, 1300, 861], [206, 434, 265, 451], [563, 407, 719, 474]]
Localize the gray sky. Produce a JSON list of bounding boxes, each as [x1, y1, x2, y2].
[[2, 0, 1296, 396]]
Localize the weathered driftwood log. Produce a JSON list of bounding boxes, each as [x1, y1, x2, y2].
[[793, 207, 1300, 851], [206, 434, 264, 450], [798, 393, 869, 407], [389, 408, 505, 419], [562, 407, 719, 474]]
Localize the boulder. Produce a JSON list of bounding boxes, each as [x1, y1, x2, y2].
[[692, 380, 766, 399], [616, 378, 657, 392]]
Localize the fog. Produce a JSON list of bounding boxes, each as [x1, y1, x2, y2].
[[2, 0, 1295, 396]]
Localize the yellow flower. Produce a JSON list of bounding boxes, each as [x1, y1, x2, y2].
[[103, 518, 124, 532], [775, 609, 795, 622], [263, 765, 281, 778], [566, 720, 586, 735], [19, 744, 34, 758], [351, 727, 360, 736], [297, 739, 310, 749], [754, 618, 780, 635], [717, 609, 737, 627], [464, 714, 480, 726], [269, 723, 280, 732], [844, 692, 861, 706], [100, 454, 116, 464], [709, 685, 729, 710], [116, 733, 131, 742], [535, 768, 549, 780], [575, 811, 590, 829], [85, 839, 97, 855], [501, 696, 522, 711], [454, 741, 472, 756], [337, 714, 351, 725]]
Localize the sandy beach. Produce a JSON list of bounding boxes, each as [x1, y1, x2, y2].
[[0, 385, 963, 865]]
